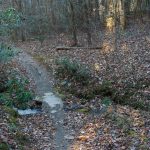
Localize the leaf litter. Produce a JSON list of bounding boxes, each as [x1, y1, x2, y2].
[[2, 22, 150, 149]]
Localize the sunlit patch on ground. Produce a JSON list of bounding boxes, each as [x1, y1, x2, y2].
[[67, 105, 149, 150], [102, 41, 114, 54]]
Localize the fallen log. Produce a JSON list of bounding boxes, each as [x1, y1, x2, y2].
[[56, 46, 102, 50]]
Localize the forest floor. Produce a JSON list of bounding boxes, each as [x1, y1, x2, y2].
[[15, 23, 150, 149], [0, 105, 55, 150], [1, 23, 150, 149]]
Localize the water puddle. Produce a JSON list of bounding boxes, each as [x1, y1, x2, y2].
[[18, 109, 42, 115], [14, 108, 42, 115], [13, 92, 63, 115]]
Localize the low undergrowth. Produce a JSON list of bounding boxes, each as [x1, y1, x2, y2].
[[0, 43, 14, 92], [0, 43, 32, 149], [55, 57, 91, 85], [0, 142, 9, 150], [113, 78, 150, 111], [0, 43, 14, 63], [0, 43, 34, 109], [0, 105, 30, 150], [0, 67, 33, 109], [55, 57, 150, 111]]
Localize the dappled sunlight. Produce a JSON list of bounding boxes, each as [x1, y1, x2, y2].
[[106, 0, 125, 32], [102, 41, 114, 54], [68, 105, 149, 150], [106, 17, 115, 32], [94, 63, 101, 72], [68, 122, 100, 150], [69, 144, 87, 150], [94, 63, 106, 76]]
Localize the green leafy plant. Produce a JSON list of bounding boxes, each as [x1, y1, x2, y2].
[[0, 43, 32, 109], [0, 142, 9, 150], [93, 81, 115, 96], [55, 57, 149, 111], [102, 97, 112, 106], [3, 106, 19, 118], [0, 93, 12, 106], [0, 43, 15, 92], [55, 57, 91, 84], [6, 76, 33, 109], [0, 43, 14, 63], [0, 72, 8, 92], [0, 76, 33, 109]]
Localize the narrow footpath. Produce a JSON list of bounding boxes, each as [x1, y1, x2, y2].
[[16, 51, 70, 150]]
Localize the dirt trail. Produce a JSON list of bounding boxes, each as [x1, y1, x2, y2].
[[16, 51, 70, 150], [17, 51, 53, 96]]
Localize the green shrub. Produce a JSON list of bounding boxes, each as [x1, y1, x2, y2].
[[0, 43, 32, 109], [0, 43, 14, 63], [3, 106, 19, 118], [0, 93, 12, 106], [102, 97, 112, 106], [55, 58, 149, 111], [0, 43, 15, 92], [76, 90, 95, 100], [131, 101, 146, 110], [0, 70, 8, 92], [0, 142, 9, 150], [6, 76, 33, 109], [112, 80, 150, 111], [55, 57, 91, 84], [0, 76, 33, 109], [93, 81, 115, 97]]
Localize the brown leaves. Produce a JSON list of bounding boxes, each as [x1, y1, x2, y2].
[[13, 22, 150, 150], [69, 104, 149, 149], [77, 135, 89, 142]]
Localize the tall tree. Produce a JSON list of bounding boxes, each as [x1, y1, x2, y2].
[[68, 0, 78, 46]]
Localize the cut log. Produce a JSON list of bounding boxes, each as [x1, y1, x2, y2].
[[56, 46, 102, 50]]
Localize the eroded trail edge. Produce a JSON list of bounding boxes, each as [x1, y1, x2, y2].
[[16, 51, 69, 150]]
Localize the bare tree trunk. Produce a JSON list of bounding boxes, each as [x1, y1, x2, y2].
[[18, 0, 26, 41], [10, 0, 18, 41], [83, 0, 92, 46], [124, 0, 131, 26], [94, 0, 100, 25], [68, 0, 78, 46], [119, 0, 126, 30], [134, 0, 143, 22]]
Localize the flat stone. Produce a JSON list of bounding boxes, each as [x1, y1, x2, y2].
[[42, 92, 63, 114]]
